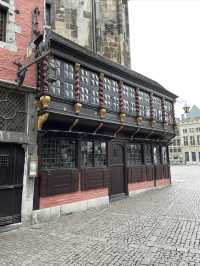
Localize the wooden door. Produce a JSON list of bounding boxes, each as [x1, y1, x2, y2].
[[110, 142, 125, 196], [0, 143, 24, 225]]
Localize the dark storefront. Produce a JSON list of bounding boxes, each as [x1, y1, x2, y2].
[[34, 32, 177, 214]]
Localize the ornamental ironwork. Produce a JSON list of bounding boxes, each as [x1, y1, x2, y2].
[[0, 89, 26, 132]]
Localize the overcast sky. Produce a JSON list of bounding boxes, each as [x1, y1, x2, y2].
[[128, 0, 200, 117]]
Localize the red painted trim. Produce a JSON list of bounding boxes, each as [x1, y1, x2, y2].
[[128, 181, 154, 192], [156, 178, 170, 187], [40, 188, 108, 209]]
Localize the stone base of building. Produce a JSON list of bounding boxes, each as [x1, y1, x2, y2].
[[129, 179, 170, 197], [32, 188, 109, 224]]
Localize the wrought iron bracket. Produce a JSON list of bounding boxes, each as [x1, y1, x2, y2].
[[14, 51, 50, 87]]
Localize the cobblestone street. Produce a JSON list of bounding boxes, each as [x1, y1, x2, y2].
[[1, 166, 200, 265]]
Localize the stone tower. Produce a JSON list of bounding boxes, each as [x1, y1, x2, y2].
[[54, 0, 131, 67]]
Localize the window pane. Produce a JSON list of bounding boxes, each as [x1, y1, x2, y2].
[[153, 96, 162, 122], [165, 100, 173, 124], [80, 68, 99, 106], [185, 152, 189, 162], [192, 152, 196, 161], [41, 139, 76, 169], [123, 84, 136, 115], [153, 145, 161, 165], [81, 141, 93, 167], [60, 140, 76, 168], [0, 8, 6, 42], [94, 141, 107, 166], [162, 146, 168, 164], [46, 3, 51, 26], [127, 144, 142, 166], [144, 144, 152, 164], [104, 77, 119, 111], [140, 91, 150, 118]]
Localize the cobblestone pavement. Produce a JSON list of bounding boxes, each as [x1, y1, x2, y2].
[[1, 166, 200, 265]]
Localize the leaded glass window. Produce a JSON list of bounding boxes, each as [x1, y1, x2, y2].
[[48, 58, 74, 100], [140, 91, 150, 118], [81, 141, 93, 167], [162, 146, 168, 164], [122, 84, 136, 115], [127, 144, 142, 166], [153, 144, 161, 165], [94, 141, 107, 166], [104, 77, 119, 111], [41, 138, 76, 169], [81, 140, 107, 167], [153, 96, 162, 122], [144, 144, 152, 164], [165, 100, 173, 124], [80, 68, 99, 106]]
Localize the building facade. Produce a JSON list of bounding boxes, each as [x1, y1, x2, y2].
[[0, 0, 177, 226], [169, 106, 200, 165], [46, 0, 130, 67], [0, 0, 44, 225]]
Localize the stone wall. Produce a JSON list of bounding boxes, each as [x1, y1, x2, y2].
[[54, 0, 131, 67], [55, 0, 93, 50]]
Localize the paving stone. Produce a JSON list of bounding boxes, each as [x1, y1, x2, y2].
[[1, 166, 200, 265]]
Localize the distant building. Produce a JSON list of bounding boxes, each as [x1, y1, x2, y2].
[[169, 105, 200, 164]]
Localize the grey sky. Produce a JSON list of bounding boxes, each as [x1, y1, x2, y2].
[[129, 0, 200, 117]]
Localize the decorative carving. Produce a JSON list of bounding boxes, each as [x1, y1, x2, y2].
[[69, 119, 79, 132], [114, 125, 124, 137], [150, 93, 155, 127], [39, 95, 51, 108], [74, 63, 81, 102], [136, 115, 143, 125], [161, 97, 168, 128], [74, 102, 82, 115], [120, 112, 126, 123], [99, 73, 104, 109], [38, 113, 49, 130], [118, 80, 126, 123], [99, 107, 107, 119], [172, 100, 177, 129]]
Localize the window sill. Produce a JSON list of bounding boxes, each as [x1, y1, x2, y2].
[[0, 41, 17, 52]]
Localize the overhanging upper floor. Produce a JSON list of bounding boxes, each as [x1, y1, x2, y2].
[[36, 31, 178, 142]]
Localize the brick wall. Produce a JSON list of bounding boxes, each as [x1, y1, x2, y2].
[[0, 0, 44, 88]]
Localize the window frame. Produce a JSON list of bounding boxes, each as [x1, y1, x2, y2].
[[0, 5, 7, 43], [80, 139, 108, 168]]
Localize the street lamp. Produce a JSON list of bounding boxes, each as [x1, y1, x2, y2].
[[183, 103, 190, 114]]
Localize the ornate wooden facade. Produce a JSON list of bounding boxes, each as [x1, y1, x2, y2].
[[34, 32, 177, 209]]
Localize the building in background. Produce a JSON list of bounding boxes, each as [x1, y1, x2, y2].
[[169, 105, 200, 165], [46, 0, 130, 67]]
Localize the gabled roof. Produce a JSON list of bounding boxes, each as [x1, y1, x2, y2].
[[188, 105, 200, 119]]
